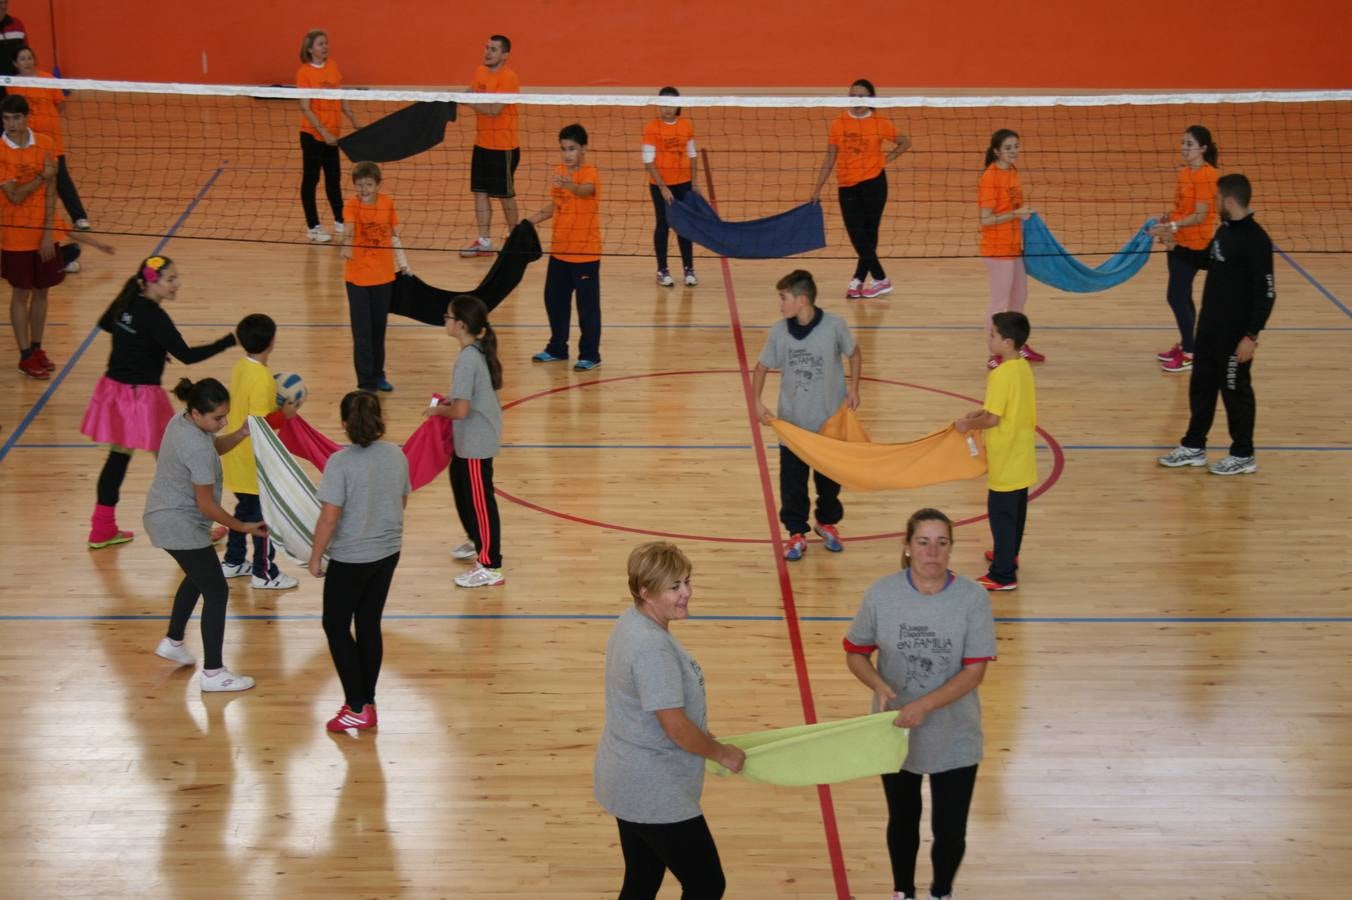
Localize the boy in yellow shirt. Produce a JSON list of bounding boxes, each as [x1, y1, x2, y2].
[[220, 314, 299, 590], [956, 311, 1037, 591]]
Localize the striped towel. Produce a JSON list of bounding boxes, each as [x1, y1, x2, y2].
[[250, 415, 328, 567]]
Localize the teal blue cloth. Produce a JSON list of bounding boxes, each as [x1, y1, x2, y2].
[[667, 192, 825, 259], [1021, 213, 1158, 293]]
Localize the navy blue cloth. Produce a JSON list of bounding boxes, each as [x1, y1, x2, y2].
[[667, 192, 825, 259], [1021, 213, 1158, 293], [339, 101, 458, 163]]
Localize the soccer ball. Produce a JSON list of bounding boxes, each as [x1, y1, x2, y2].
[[274, 371, 307, 408]]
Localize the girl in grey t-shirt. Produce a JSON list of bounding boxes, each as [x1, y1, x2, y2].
[[144, 378, 269, 693], [843, 508, 997, 900]]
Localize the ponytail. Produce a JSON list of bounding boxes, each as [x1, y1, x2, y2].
[[172, 376, 229, 415], [107, 255, 174, 320], [450, 294, 504, 390], [339, 390, 385, 447], [1186, 124, 1218, 167], [985, 128, 1019, 167]]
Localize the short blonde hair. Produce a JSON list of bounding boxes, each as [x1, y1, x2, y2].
[[299, 29, 327, 63], [627, 542, 692, 607]]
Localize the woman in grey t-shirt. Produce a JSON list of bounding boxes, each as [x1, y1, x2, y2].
[[594, 542, 745, 899], [843, 508, 997, 900], [144, 378, 269, 693]]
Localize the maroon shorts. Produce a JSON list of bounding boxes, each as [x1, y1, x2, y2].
[[1, 246, 66, 290]]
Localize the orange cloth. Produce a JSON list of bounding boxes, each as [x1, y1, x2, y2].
[[828, 111, 898, 188], [770, 406, 987, 491], [297, 60, 344, 139], [11, 70, 64, 155], [342, 193, 400, 286], [642, 117, 695, 186], [1169, 164, 1219, 251], [0, 131, 56, 251], [470, 64, 520, 150], [978, 163, 1024, 257], [550, 164, 602, 262]]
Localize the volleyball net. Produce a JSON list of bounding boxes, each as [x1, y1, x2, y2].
[[6, 76, 1351, 258]]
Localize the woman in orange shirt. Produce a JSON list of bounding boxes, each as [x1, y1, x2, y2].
[[977, 129, 1040, 367], [1147, 125, 1219, 373], [810, 79, 911, 299], [641, 86, 700, 288], [12, 47, 89, 230], [296, 29, 358, 243]]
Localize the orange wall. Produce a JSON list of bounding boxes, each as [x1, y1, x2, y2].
[[37, 0, 1352, 89]]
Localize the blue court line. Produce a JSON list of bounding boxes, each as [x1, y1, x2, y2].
[[167, 321, 1352, 333], [9, 441, 1350, 452], [0, 613, 1347, 624], [1279, 249, 1352, 320], [0, 164, 229, 467]]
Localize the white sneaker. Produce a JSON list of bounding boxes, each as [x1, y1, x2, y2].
[[200, 668, 256, 692], [683, 267, 698, 287], [450, 541, 478, 560], [459, 236, 494, 257], [221, 561, 251, 578], [454, 565, 505, 588], [656, 268, 675, 287], [251, 572, 299, 590], [307, 225, 332, 243], [1209, 455, 1257, 476], [74, 218, 92, 231], [1157, 446, 1207, 468], [63, 260, 81, 273], [155, 637, 195, 667], [333, 222, 345, 235]]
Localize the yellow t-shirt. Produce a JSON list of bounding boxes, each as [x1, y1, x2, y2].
[[222, 356, 279, 494], [982, 357, 1037, 491]]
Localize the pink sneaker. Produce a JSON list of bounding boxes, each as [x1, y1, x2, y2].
[[326, 704, 377, 732], [1018, 344, 1046, 363], [1160, 350, 1194, 374], [860, 278, 893, 299], [845, 279, 863, 300], [1155, 343, 1182, 362], [986, 355, 1003, 370]]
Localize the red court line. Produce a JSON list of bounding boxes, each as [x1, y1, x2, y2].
[[701, 150, 851, 900]]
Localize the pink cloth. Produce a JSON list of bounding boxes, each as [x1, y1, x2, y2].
[[277, 415, 344, 471], [404, 394, 454, 490], [79, 375, 175, 451]]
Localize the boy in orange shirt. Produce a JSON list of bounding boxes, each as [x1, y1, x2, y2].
[[341, 161, 409, 392], [526, 124, 602, 371], [641, 86, 700, 287], [461, 34, 521, 257]]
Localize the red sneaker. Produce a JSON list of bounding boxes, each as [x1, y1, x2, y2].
[[813, 523, 843, 552], [1155, 343, 1182, 362], [976, 574, 1018, 591], [326, 704, 377, 732], [783, 534, 808, 561], [1160, 351, 1193, 374], [986, 355, 1003, 370], [32, 348, 56, 372], [845, 279, 863, 300], [18, 356, 49, 380], [984, 550, 1020, 566], [1018, 344, 1046, 363]]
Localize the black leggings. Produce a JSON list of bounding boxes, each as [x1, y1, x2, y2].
[[96, 448, 133, 506], [616, 815, 725, 899], [57, 155, 87, 223], [648, 182, 694, 271], [299, 131, 344, 228], [1165, 247, 1201, 353], [839, 171, 888, 281], [165, 546, 230, 670], [882, 764, 979, 898], [322, 553, 400, 710]]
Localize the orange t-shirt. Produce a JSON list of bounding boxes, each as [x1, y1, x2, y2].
[[1169, 163, 1219, 251], [642, 117, 696, 187], [11, 71, 64, 155], [342, 193, 400, 286], [550, 164, 601, 263], [470, 65, 520, 151], [0, 131, 56, 251], [978, 163, 1024, 257], [297, 60, 344, 139], [828, 111, 899, 188]]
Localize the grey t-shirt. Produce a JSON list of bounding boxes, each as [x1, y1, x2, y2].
[[316, 441, 411, 563], [758, 311, 856, 432], [846, 570, 997, 774], [143, 413, 222, 550], [594, 607, 709, 824], [450, 343, 502, 459]]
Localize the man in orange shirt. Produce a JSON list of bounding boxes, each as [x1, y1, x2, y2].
[[0, 94, 61, 380], [526, 124, 602, 371], [461, 34, 521, 258]]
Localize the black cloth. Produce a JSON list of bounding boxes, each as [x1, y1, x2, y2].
[[986, 488, 1027, 585], [470, 145, 521, 198], [543, 257, 601, 363], [96, 448, 132, 506], [882, 764, 979, 899], [449, 456, 502, 569], [99, 294, 236, 385], [839, 171, 888, 282], [1165, 247, 1201, 353], [1172, 213, 1276, 341], [223, 492, 279, 580], [778, 444, 842, 536], [649, 181, 694, 271], [616, 815, 726, 900], [323, 552, 400, 710], [345, 281, 391, 389], [389, 220, 543, 325], [1182, 343, 1256, 457], [56, 155, 87, 223], [338, 101, 457, 163], [165, 546, 230, 671], [300, 132, 343, 228]]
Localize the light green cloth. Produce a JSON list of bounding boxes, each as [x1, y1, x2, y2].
[[706, 711, 908, 786]]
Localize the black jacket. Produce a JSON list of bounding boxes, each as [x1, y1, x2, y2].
[[98, 295, 236, 385], [1173, 213, 1276, 341]]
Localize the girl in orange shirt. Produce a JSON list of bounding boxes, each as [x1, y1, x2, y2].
[[641, 86, 700, 287], [1148, 125, 1219, 373], [340, 161, 408, 392], [12, 48, 88, 230], [296, 29, 359, 243], [977, 129, 1040, 367], [811, 79, 911, 299]]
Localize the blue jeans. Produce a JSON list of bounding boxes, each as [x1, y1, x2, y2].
[[223, 492, 278, 579]]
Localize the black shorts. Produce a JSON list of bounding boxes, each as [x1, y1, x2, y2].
[[470, 145, 521, 198]]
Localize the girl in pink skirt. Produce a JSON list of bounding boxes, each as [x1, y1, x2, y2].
[[80, 255, 237, 548]]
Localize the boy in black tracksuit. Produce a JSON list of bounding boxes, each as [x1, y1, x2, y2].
[[1157, 173, 1275, 476]]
